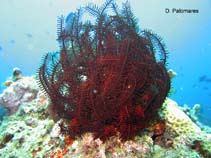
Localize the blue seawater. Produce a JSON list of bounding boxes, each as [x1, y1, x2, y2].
[[0, 0, 211, 126]]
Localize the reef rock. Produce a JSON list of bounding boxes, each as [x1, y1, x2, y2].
[[0, 76, 39, 115]]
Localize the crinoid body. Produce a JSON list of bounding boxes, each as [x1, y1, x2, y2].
[[38, 0, 170, 141]]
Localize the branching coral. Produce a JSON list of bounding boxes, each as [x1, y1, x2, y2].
[[38, 0, 170, 141]]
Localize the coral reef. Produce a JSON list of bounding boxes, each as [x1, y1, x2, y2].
[[0, 102, 56, 158], [1, 1, 210, 157], [159, 98, 201, 135], [180, 103, 201, 123], [0, 77, 55, 157], [56, 133, 153, 158], [0, 79, 210, 158], [4, 67, 23, 87], [150, 120, 174, 149], [38, 0, 170, 141], [167, 69, 177, 79], [0, 76, 39, 115], [159, 98, 211, 157]]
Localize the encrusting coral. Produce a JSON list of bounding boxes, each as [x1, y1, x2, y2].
[[38, 0, 170, 141]]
